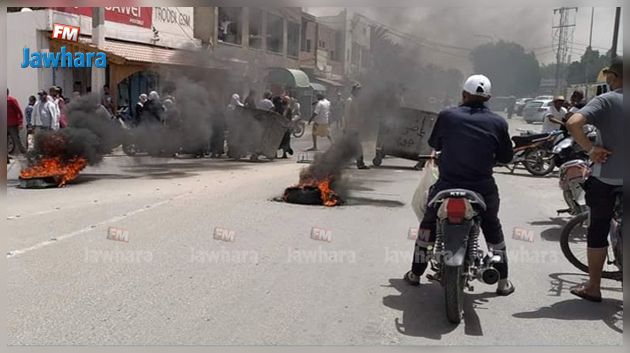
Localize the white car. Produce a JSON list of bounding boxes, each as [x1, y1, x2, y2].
[[522, 99, 552, 124]]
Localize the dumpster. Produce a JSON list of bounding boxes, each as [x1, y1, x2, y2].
[[227, 106, 289, 161], [372, 107, 438, 170]]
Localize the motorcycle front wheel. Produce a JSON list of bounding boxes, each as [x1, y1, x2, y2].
[[560, 212, 622, 280], [443, 265, 465, 324], [524, 149, 555, 176]]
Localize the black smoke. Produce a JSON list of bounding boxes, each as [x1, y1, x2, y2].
[[28, 94, 123, 165]]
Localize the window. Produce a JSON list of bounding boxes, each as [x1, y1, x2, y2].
[[287, 21, 300, 57], [319, 41, 326, 49], [267, 13, 283, 53], [218, 8, 242, 45], [248, 8, 263, 49]]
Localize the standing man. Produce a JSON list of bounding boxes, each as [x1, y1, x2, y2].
[[566, 56, 623, 302], [49, 86, 67, 128], [343, 83, 369, 169], [307, 93, 332, 151], [101, 84, 115, 116], [542, 95, 567, 133], [403, 75, 515, 296], [31, 90, 60, 133], [7, 89, 27, 155]]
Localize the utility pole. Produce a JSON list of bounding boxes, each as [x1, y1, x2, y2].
[[91, 7, 106, 96], [552, 7, 577, 94], [588, 7, 594, 48], [611, 7, 621, 58]]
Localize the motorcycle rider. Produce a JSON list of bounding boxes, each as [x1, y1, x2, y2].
[[565, 56, 623, 302], [404, 74, 515, 296]]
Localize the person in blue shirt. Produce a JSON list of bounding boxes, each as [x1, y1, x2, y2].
[[404, 74, 516, 296]]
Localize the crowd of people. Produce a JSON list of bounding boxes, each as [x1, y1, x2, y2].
[[6, 85, 75, 161]]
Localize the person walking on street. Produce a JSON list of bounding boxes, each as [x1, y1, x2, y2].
[[277, 96, 294, 158], [565, 56, 624, 303], [403, 74, 515, 296], [343, 84, 369, 169], [7, 89, 27, 155], [31, 90, 60, 133], [307, 93, 333, 151]]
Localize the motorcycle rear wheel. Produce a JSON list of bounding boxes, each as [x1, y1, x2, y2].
[[560, 212, 622, 280], [524, 149, 555, 176], [443, 265, 465, 324]]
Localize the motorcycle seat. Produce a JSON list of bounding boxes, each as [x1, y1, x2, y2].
[[511, 133, 550, 147], [429, 189, 487, 211]]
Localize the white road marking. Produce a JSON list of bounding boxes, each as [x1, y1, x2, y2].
[[7, 193, 187, 259]]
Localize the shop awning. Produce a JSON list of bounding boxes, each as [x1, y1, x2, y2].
[[314, 77, 344, 88], [51, 38, 217, 68], [310, 83, 327, 92], [266, 68, 311, 88]]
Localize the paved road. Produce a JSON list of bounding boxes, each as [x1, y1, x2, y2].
[[5, 115, 623, 345]]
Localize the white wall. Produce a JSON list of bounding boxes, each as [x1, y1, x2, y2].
[[7, 10, 52, 109]]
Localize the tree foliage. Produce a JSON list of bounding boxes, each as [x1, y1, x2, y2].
[[469, 40, 541, 97]]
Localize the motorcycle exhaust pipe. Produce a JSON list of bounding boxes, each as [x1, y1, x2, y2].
[[478, 267, 500, 285]]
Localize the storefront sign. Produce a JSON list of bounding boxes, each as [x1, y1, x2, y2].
[[55, 7, 153, 28], [152, 7, 194, 39]]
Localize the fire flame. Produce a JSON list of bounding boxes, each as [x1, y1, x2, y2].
[[291, 175, 341, 207], [20, 157, 88, 187]]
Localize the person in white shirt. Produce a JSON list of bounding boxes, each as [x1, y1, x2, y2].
[[307, 93, 332, 151], [31, 90, 60, 132], [542, 96, 567, 133], [258, 91, 274, 111]]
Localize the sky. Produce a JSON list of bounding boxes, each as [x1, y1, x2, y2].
[[306, 7, 623, 71]]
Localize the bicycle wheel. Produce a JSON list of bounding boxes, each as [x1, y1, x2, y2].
[[560, 212, 622, 279]]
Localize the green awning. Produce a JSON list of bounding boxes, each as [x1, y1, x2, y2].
[[266, 68, 311, 88]]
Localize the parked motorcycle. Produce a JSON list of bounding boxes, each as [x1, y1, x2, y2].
[[557, 159, 590, 216], [560, 186, 623, 281], [501, 130, 562, 176], [427, 189, 505, 324]]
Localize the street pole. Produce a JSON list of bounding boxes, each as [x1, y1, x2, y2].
[[588, 7, 594, 48], [91, 7, 106, 96], [611, 7, 620, 58]]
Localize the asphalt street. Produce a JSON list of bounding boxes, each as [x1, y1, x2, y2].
[[5, 115, 623, 345]]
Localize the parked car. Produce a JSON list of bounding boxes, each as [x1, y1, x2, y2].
[[522, 99, 552, 124], [534, 95, 554, 101], [515, 98, 533, 116]]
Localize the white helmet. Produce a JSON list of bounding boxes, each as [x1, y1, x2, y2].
[[463, 74, 492, 98]]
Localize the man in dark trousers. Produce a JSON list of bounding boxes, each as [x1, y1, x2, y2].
[[7, 89, 27, 156], [404, 74, 516, 296], [566, 56, 623, 302]]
